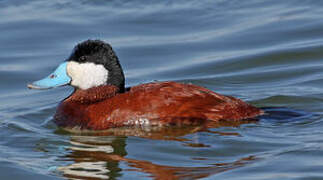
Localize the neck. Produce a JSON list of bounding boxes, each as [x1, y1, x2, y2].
[[68, 85, 120, 104]]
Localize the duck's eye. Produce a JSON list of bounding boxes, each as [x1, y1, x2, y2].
[[50, 74, 57, 79]]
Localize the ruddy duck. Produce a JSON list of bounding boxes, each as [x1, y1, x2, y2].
[[28, 40, 263, 131]]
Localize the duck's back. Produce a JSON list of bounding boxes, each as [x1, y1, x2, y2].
[[55, 82, 263, 130]]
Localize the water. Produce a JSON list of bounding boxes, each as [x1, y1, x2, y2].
[[1, 0, 323, 179]]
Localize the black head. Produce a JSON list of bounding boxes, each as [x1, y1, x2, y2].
[[67, 40, 125, 92]]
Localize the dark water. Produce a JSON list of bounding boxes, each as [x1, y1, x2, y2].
[[1, 0, 323, 179]]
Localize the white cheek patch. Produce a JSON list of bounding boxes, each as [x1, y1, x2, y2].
[[66, 61, 108, 90]]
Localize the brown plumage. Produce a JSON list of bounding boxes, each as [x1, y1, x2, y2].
[[55, 81, 263, 130]]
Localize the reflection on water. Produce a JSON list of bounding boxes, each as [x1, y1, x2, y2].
[[59, 161, 110, 179], [58, 134, 257, 180], [58, 136, 117, 179]]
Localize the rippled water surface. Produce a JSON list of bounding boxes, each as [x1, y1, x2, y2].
[[2, 0, 323, 179]]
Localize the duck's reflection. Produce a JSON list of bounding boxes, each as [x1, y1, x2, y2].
[[58, 135, 126, 179], [56, 121, 258, 179]]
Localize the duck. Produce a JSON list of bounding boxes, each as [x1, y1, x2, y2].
[[28, 40, 263, 131]]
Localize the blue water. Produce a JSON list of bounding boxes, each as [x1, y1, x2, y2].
[[1, 0, 323, 179]]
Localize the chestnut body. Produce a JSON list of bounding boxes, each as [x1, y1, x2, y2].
[[55, 82, 263, 130]]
